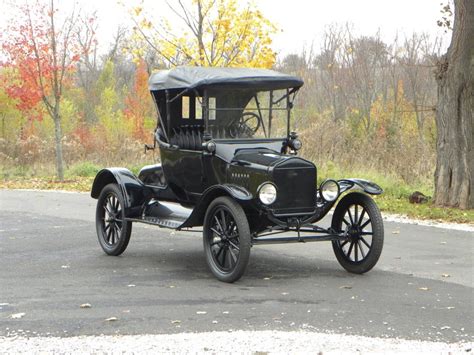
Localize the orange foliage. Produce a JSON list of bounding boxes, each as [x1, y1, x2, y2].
[[124, 59, 150, 140]]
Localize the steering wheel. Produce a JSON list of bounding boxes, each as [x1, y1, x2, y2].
[[229, 112, 262, 138]]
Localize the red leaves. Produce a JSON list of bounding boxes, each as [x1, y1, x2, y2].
[[5, 80, 42, 113], [1, 0, 94, 123]]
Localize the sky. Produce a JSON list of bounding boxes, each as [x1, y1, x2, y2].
[[0, 0, 450, 58]]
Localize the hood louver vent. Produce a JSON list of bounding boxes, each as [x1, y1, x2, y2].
[[231, 172, 250, 189]]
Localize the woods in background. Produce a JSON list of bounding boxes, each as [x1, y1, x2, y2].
[[278, 25, 442, 186], [1, 0, 470, 208]]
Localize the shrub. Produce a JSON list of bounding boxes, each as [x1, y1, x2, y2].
[[67, 162, 101, 177]]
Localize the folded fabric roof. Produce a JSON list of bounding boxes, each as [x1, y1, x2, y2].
[[148, 66, 303, 91]]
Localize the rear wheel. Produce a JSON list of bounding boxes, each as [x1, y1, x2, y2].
[[96, 183, 132, 256], [332, 192, 383, 274], [203, 197, 251, 283]]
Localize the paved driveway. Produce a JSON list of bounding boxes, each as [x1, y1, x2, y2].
[[0, 190, 472, 343]]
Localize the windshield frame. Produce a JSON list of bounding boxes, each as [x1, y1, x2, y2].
[[201, 87, 299, 139]]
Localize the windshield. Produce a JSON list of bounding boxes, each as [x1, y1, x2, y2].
[[179, 88, 298, 140]]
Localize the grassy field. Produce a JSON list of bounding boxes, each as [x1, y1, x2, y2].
[[1, 161, 473, 224]]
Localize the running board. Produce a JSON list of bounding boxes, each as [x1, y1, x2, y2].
[[252, 233, 346, 245], [126, 200, 193, 230]]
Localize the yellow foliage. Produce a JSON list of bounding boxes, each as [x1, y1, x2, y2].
[[128, 0, 277, 68]]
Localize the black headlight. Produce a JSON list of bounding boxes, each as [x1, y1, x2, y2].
[[290, 138, 302, 151], [287, 132, 302, 151]]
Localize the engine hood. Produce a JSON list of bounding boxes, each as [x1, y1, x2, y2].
[[228, 148, 317, 214], [231, 149, 314, 172]]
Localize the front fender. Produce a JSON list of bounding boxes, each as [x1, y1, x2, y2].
[[179, 184, 253, 228], [91, 168, 151, 217], [338, 178, 383, 195]]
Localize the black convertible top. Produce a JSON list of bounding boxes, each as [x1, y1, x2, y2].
[[148, 66, 303, 91]]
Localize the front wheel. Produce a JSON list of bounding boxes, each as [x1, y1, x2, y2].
[[332, 192, 384, 274], [203, 197, 251, 283], [96, 183, 132, 256]]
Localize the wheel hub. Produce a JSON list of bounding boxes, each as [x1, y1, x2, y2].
[[348, 225, 361, 241]]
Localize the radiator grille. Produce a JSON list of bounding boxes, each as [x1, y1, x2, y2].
[[271, 160, 316, 213]]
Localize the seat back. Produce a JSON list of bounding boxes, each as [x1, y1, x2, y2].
[[169, 125, 204, 150], [169, 125, 231, 150]]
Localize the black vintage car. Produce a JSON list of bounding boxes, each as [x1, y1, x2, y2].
[[91, 66, 384, 282]]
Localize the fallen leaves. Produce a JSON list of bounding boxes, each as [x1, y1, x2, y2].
[[0, 177, 94, 192], [10, 313, 25, 319]]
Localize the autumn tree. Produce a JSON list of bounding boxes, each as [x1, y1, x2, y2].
[[314, 25, 346, 122], [0, 69, 28, 142], [434, 0, 473, 209], [129, 0, 277, 68], [124, 59, 153, 140], [342, 32, 389, 133], [1, 0, 87, 180]]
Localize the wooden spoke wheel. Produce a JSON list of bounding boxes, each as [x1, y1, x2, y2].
[[203, 197, 251, 283], [96, 183, 132, 256], [332, 192, 384, 274]]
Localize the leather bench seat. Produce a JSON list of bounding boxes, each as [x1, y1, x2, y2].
[[169, 125, 228, 150]]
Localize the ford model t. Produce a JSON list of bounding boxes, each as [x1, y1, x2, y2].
[[91, 67, 384, 283]]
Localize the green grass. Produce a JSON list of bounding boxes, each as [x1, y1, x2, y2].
[[66, 162, 101, 177], [1, 161, 473, 224], [317, 164, 473, 224]]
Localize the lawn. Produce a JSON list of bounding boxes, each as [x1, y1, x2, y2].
[[1, 162, 473, 224]]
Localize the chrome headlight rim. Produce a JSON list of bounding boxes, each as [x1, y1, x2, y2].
[[320, 179, 340, 202], [258, 182, 277, 205]]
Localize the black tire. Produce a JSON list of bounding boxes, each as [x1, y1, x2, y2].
[[331, 192, 383, 274], [203, 196, 251, 283], [96, 183, 132, 256]]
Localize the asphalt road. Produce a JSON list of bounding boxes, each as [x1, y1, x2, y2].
[[0, 190, 472, 343]]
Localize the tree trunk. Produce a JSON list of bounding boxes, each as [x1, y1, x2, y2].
[[52, 109, 65, 181], [434, 0, 474, 209]]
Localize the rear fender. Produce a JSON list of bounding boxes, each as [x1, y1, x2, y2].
[[338, 178, 383, 195], [179, 184, 253, 228], [91, 168, 151, 217]]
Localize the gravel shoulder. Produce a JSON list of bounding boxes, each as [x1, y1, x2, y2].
[[0, 331, 472, 354]]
